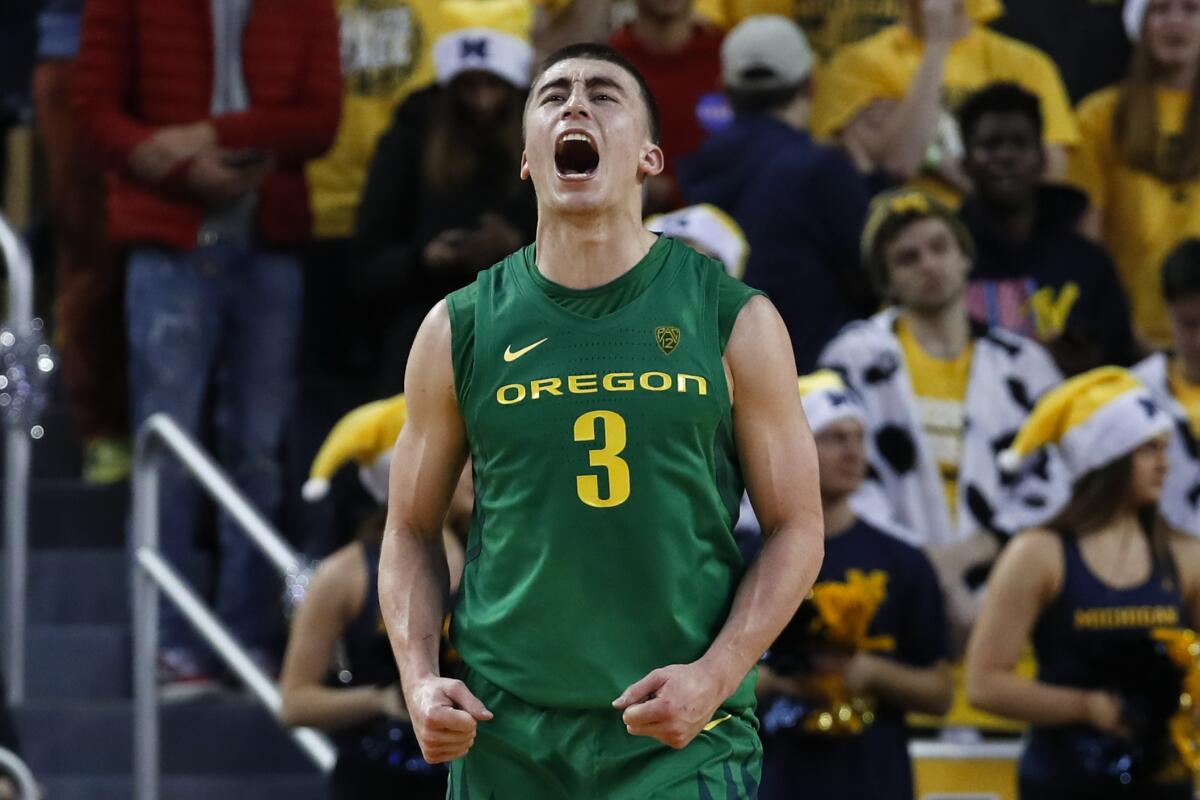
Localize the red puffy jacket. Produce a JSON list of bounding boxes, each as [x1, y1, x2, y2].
[[74, 0, 342, 249]]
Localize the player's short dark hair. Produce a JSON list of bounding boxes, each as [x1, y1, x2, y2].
[[1162, 238, 1200, 302], [529, 43, 662, 144], [957, 82, 1044, 145], [727, 75, 810, 116]]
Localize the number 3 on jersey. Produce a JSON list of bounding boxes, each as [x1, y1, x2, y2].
[[573, 410, 631, 508]]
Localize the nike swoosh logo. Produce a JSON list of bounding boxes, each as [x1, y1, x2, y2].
[[503, 337, 549, 362], [703, 713, 732, 732]]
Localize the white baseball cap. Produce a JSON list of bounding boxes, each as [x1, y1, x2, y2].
[[435, 28, 533, 88], [721, 15, 814, 92]]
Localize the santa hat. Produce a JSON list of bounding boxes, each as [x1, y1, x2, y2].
[[435, 1, 533, 88], [302, 394, 407, 504], [645, 204, 750, 278], [1124, 0, 1150, 41], [797, 370, 867, 435], [998, 367, 1170, 479]]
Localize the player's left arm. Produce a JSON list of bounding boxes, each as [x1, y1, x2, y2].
[[615, 296, 824, 749]]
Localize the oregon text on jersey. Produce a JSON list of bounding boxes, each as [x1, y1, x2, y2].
[[495, 371, 710, 406]]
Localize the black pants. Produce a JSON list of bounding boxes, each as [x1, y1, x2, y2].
[[331, 758, 447, 800]]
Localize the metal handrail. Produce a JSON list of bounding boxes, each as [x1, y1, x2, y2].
[[133, 413, 335, 800], [0, 213, 34, 705], [909, 739, 1023, 760], [0, 745, 39, 799]]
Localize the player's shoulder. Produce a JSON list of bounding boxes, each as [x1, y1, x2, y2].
[[662, 235, 723, 273], [445, 245, 532, 318], [663, 237, 760, 302], [715, 272, 772, 354], [445, 280, 478, 317]]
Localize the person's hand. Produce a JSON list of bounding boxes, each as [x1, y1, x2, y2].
[[186, 150, 270, 208], [423, 229, 469, 271], [377, 682, 410, 722], [930, 154, 974, 194], [614, 661, 730, 750], [454, 214, 523, 271], [405, 675, 493, 763], [920, 0, 968, 48], [843, 652, 883, 696], [129, 122, 217, 182], [1083, 690, 1131, 737]]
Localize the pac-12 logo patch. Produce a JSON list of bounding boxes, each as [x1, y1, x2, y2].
[[656, 326, 681, 355]]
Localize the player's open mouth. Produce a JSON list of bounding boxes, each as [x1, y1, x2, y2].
[[555, 131, 599, 181]]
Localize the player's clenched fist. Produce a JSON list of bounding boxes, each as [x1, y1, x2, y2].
[[405, 676, 493, 763], [613, 662, 727, 750]]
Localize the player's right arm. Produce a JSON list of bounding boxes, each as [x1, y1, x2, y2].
[[378, 300, 492, 764]]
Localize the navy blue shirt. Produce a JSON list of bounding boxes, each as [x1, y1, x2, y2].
[[960, 185, 1138, 377], [756, 519, 950, 800], [677, 115, 875, 371]]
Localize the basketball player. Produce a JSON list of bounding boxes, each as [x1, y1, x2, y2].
[[378, 43, 824, 798]]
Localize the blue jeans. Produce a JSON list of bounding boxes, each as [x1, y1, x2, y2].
[[127, 242, 302, 655]]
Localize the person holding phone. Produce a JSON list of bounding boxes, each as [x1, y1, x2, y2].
[[74, 0, 342, 691]]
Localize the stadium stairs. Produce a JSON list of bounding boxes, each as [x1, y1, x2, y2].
[[0, 395, 326, 800]]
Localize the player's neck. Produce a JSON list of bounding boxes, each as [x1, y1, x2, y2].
[[534, 207, 660, 289]]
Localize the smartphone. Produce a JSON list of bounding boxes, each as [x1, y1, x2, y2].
[[222, 149, 269, 168]]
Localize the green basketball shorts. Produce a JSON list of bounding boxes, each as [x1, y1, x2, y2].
[[448, 669, 762, 800]]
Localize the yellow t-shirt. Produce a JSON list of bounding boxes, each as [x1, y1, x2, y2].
[[699, 0, 1003, 58], [1067, 86, 1200, 347], [306, 0, 444, 239], [896, 318, 973, 516], [1170, 357, 1200, 438], [811, 23, 1078, 205]]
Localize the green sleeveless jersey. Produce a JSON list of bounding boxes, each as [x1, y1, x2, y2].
[[445, 237, 763, 711]]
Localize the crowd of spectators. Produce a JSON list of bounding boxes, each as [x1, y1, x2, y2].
[[4, 0, 1200, 796]]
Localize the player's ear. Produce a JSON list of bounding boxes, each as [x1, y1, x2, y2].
[[519, 150, 531, 181], [638, 144, 664, 178]]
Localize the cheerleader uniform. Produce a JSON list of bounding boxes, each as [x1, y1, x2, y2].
[[1020, 529, 1193, 800]]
